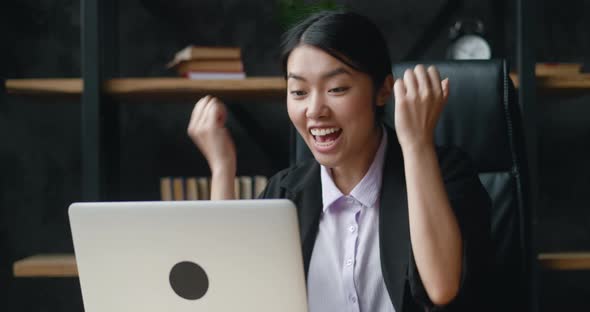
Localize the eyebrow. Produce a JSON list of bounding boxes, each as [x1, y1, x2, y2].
[[287, 67, 352, 81]]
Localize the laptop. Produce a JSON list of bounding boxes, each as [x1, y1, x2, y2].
[[69, 199, 308, 312]]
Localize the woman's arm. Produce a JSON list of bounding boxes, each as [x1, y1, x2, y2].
[[210, 167, 236, 200], [187, 95, 237, 200], [402, 143, 462, 305], [394, 65, 461, 305]]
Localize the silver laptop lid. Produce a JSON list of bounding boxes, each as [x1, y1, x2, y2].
[[69, 199, 308, 312]]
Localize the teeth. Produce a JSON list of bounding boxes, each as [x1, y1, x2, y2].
[[310, 127, 340, 136]]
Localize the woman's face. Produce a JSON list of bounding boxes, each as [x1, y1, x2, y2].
[[286, 44, 384, 169]]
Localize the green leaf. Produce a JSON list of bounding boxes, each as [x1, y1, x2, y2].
[[276, 0, 346, 30]]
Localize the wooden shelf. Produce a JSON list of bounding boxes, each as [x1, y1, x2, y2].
[[13, 251, 590, 278], [5, 74, 590, 101], [533, 63, 583, 76], [5, 77, 286, 101], [538, 252, 590, 270], [510, 73, 590, 91], [105, 77, 285, 101], [13, 254, 78, 277], [5, 78, 82, 98]]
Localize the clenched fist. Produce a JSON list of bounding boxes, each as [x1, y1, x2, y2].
[[393, 65, 449, 151], [187, 95, 237, 174]]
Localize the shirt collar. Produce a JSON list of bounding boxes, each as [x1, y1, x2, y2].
[[320, 126, 388, 211]]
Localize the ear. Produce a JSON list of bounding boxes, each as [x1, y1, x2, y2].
[[377, 74, 394, 107]]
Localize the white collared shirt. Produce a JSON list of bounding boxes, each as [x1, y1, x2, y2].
[[307, 128, 395, 312]]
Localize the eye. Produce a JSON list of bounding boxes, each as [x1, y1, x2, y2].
[[328, 86, 350, 94], [289, 90, 307, 97]]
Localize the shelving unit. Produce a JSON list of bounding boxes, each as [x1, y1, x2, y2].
[[6, 68, 590, 281], [7, 73, 590, 280]]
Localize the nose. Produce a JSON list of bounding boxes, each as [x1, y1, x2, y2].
[[305, 93, 327, 119]]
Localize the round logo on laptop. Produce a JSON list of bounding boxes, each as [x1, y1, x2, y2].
[[169, 261, 209, 300]]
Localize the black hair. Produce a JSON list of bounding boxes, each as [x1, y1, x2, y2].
[[280, 10, 392, 121]]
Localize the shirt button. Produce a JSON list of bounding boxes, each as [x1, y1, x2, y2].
[[349, 225, 357, 233], [346, 259, 353, 266], [349, 295, 357, 303]]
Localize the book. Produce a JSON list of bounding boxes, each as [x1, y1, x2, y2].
[[186, 177, 199, 200], [240, 176, 253, 199], [167, 46, 241, 68], [253, 175, 268, 198], [186, 72, 246, 80], [172, 177, 185, 201], [176, 59, 244, 75], [160, 177, 172, 201], [234, 177, 241, 199], [197, 177, 210, 200], [160, 175, 267, 200]]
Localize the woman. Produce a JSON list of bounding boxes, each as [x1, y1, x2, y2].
[[187, 11, 491, 312]]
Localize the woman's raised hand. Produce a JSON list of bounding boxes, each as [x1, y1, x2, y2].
[[393, 65, 449, 152], [187, 95, 237, 175]]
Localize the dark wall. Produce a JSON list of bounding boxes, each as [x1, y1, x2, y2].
[[1, 0, 589, 311]]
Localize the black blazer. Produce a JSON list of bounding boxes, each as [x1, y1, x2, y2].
[[259, 125, 492, 312]]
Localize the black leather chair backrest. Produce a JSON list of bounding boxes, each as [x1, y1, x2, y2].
[[393, 60, 528, 311], [291, 59, 529, 311]]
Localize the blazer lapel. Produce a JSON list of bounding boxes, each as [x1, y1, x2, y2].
[[279, 161, 323, 276], [380, 125, 410, 312]]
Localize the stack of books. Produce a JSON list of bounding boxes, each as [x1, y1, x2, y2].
[[167, 46, 245, 80], [160, 176, 268, 200]]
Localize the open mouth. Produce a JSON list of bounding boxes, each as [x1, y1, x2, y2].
[[309, 127, 342, 149]]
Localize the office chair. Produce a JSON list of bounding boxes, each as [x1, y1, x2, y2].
[[290, 59, 531, 312]]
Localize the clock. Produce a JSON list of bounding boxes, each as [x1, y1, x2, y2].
[[446, 19, 492, 60]]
